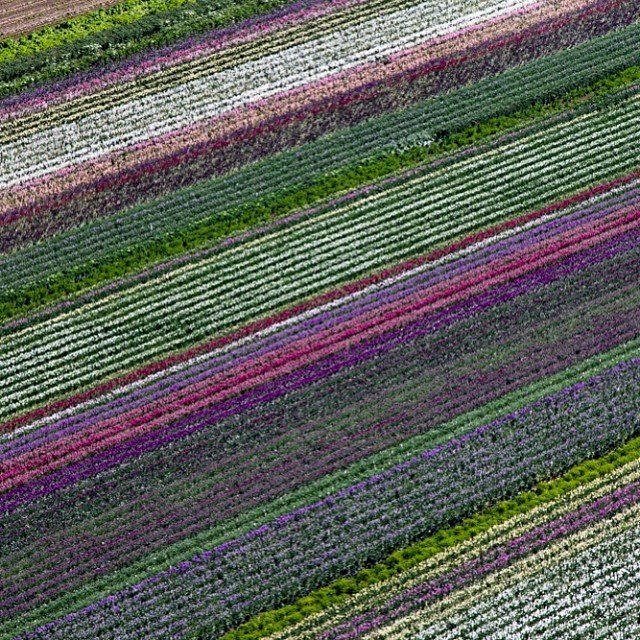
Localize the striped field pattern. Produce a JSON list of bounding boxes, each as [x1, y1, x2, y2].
[[1, 0, 640, 637]]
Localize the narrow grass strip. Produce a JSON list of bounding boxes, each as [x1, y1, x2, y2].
[[213, 347, 640, 640], [0, 0, 192, 64]]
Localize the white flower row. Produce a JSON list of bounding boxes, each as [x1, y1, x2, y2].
[[367, 501, 640, 639], [1, 99, 637, 416], [417, 520, 640, 639], [0, 0, 420, 142], [0, 0, 540, 188]]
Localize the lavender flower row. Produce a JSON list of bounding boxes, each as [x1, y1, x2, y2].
[[18, 355, 640, 640]]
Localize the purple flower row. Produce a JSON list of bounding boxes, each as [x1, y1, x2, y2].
[[20, 355, 640, 639]]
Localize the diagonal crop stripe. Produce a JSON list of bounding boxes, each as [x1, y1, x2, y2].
[[0, 0, 542, 188], [1, 1, 640, 639]]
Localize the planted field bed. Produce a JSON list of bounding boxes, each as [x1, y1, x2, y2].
[[1, 0, 639, 638]]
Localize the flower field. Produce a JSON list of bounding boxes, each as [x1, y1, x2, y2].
[[1, 0, 640, 637]]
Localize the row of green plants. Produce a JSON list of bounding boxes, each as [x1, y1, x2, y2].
[[2, 62, 640, 328], [3, 22, 638, 298], [0, 0, 312, 97]]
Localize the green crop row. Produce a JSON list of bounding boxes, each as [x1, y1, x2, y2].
[[0, 0, 310, 97], [2, 60, 640, 330]]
